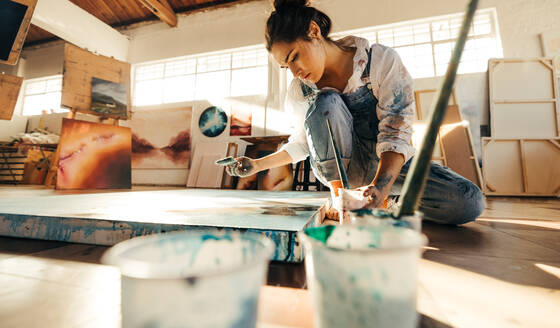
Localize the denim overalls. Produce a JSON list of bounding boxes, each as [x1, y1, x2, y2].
[[300, 48, 485, 225]]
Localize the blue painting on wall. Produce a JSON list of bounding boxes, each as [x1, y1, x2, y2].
[[199, 106, 227, 137]]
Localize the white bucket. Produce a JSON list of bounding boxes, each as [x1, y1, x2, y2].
[[299, 225, 427, 328], [102, 231, 275, 328]]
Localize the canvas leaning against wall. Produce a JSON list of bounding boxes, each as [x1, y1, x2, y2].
[[56, 118, 131, 189], [129, 107, 192, 169], [230, 106, 252, 136], [199, 106, 227, 138]]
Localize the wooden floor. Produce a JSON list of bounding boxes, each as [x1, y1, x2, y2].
[[0, 196, 558, 327]]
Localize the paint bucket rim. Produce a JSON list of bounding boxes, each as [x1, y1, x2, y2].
[[298, 224, 428, 254], [101, 230, 275, 280]]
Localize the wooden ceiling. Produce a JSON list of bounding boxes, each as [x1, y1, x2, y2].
[[24, 0, 248, 46]]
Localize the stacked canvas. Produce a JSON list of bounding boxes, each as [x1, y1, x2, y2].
[[483, 58, 560, 196], [413, 89, 483, 189]]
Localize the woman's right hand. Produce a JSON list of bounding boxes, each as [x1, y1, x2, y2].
[[225, 156, 260, 177]]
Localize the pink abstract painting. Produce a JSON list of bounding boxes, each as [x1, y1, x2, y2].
[[56, 118, 131, 189]]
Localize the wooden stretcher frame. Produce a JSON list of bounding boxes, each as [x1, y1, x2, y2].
[[220, 142, 238, 189], [0, 0, 37, 65], [414, 89, 458, 121], [414, 89, 457, 165], [0, 74, 23, 120], [488, 58, 560, 138], [482, 137, 560, 196], [414, 89, 483, 188], [187, 142, 234, 188], [61, 43, 131, 120]]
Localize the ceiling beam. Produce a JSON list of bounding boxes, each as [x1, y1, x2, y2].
[[137, 0, 178, 27], [31, 0, 129, 61]]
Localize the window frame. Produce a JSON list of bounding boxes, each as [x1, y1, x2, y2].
[[21, 75, 67, 116], [132, 45, 269, 106], [330, 8, 503, 78]]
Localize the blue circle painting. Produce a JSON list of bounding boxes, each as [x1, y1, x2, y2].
[[199, 106, 227, 137]]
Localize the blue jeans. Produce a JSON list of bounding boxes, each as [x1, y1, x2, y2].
[[304, 89, 485, 225]]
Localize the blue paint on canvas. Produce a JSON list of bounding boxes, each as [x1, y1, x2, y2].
[[199, 106, 227, 137]]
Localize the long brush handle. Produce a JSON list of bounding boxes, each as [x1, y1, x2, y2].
[[396, 0, 479, 218], [326, 118, 350, 189]]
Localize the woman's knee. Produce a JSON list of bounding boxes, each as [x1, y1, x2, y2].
[[449, 182, 485, 225], [311, 91, 352, 122]]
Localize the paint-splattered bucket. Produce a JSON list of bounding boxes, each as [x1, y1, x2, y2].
[[299, 225, 427, 328], [102, 231, 275, 328], [349, 208, 423, 231]]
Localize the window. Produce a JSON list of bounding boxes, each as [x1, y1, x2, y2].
[[283, 8, 502, 84], [337, 8, 503, 78], [133, 46, 269, 106], [21, 75, 67, 116]]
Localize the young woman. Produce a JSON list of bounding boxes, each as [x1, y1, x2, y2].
[[225, 0, 484, 224]]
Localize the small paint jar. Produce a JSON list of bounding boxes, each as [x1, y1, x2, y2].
[[102, 231, 274, 328], [299, 224, 427, 328]]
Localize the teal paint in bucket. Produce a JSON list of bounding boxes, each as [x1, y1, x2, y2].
[[299, 225, 427, 328], [102, 231, 274, 328], [349, 209, 423, 231]]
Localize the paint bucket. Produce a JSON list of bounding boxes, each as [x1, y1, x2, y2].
[[102, 231, 275, 328], [349, 208, 423, 231], [299, 225, 427, 328]]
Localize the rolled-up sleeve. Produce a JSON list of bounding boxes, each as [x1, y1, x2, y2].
[[278, 80, 310, 163], [371, 45, 415, 163]]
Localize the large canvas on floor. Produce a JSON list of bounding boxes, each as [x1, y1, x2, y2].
[[130, 107, 192, 169], [56, 118, 131, 189]]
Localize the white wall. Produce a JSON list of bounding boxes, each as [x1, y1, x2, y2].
[[4, 0, 560, 182], [19, 42, 65, 79]]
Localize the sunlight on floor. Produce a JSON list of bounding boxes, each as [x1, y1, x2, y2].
[[420, 259, 560, 328], [476, 217, 560, 230], [535, 263, 560, 279]]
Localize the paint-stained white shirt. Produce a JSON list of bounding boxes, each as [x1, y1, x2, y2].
[[279, 36, 415, 164]]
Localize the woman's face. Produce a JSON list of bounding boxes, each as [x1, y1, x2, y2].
[[270, 35, 325, 84]]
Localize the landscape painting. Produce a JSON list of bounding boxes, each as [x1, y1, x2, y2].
[[91, 77, 128, 117], [130, 107, 192, 169]]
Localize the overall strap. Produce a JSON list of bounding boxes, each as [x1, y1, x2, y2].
[[361, 47, 373, 81]]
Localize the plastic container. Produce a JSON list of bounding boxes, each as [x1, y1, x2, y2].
[[102, 231, 275, 328], [299, 224, 427, 328]]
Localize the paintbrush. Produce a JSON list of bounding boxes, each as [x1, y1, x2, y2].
[[215, 156, 237, 166], [326, 118, 350, 189], [395, 0, 479, 219]]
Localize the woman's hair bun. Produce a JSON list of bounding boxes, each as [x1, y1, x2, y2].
[[273, 0, 309, 10], [266, 0, 331, 51]]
